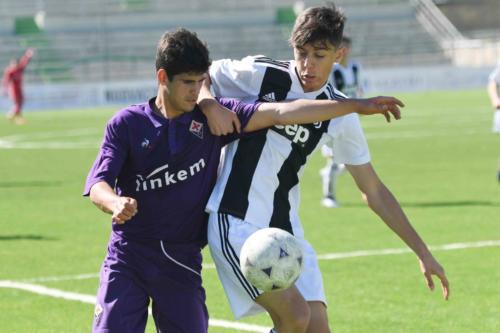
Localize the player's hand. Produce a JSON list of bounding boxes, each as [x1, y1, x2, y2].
[[356, 96, 404, 122], [111, 197, 138, 224], [418, 253, 450, 300], [199, 98, 241, 135]]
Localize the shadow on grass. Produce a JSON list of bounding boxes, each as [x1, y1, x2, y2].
[[0, 181, 63, 188], [0, 235, 57, 241], [342, 200, 500, 208]]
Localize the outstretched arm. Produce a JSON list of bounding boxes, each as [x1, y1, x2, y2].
[[244, 96, 403, 133], [346, 163, 450, 300], [89, 181, 138, 224], [18, 48, 34, 70]]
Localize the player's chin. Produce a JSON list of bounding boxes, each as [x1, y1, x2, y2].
[[184, 102, 197, 112]]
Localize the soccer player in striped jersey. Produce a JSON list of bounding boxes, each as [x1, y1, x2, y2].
[[201, 3, 450, 333], [320, 35, 364, 208]]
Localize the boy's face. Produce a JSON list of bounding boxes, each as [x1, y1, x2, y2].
[[293, 41, 343, 92], [162, 71, 206, 117]]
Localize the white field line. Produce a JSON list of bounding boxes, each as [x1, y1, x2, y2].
[[0, 128, 101, 149], [0, 122, 491, 150], [0, 140, 100, 149], [0, 128, 483, 149], [0, 281, 270, 333], [2, 240, 499, 331], [0, 128, 100, 142], [317, 239, 500, 260], [18, 240, 500, 284]]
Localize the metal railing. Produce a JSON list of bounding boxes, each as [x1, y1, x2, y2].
[[411, 0, 464, 44]]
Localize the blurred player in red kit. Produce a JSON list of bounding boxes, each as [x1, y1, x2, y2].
[[2, 48, 34, 125]]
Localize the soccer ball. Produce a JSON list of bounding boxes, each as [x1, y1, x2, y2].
[[239, 228, 304, 292]]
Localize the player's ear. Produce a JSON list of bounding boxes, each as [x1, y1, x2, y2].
[[157, 68, 168, 85], [334, 46, 346, 63]]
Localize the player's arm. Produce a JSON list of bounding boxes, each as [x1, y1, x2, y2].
[[487, 79, 500, 109], [244, 97, 403, 133], [199, 57, 269, 135], [18, 48, 35, 70], [198, 74, 241, 135], [89, 181, 138, 225], [346, 163, 450, 300]]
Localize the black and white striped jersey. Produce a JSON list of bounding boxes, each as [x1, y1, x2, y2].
[[331, 59, 363, 98], [206, 55, 371, 237]]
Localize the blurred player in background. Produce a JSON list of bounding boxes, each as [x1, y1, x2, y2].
[[331, 36, 363, 99], [2, 48, 34, 125], [320, 35, 364, 208], [83, 27, 403, 333], [486, 60, 500, 181], [202, 3, 449, 333]]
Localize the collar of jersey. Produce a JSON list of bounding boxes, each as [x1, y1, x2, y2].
[[145, 97, 194, 128]]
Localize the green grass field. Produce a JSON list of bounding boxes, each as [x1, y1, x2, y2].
[[1, 89, 499, 332]]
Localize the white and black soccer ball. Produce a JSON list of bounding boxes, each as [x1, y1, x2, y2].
[[239, 227, 304, 292]]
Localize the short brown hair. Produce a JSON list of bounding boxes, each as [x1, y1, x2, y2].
[[290, 2, 346, 49], [155, 28, 211, 79]]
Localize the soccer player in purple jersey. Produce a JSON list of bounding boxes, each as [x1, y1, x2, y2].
[[83, 28, 404, 333]]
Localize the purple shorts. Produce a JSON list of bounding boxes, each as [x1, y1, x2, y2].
[[92, 234, 208, 333]]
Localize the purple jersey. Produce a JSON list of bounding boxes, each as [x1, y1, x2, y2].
[[84, 97, 257, 245]]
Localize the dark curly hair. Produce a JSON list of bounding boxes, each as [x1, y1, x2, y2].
[[155, 28, 211, 79]]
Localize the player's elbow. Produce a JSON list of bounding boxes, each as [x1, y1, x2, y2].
[[88, 185, 101, 206]]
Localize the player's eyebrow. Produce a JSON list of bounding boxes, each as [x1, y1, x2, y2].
[[311, 44, 332, 51], [296, 44, 332, 51]]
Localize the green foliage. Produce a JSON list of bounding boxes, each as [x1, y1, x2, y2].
[[0, 89, 499, 332]]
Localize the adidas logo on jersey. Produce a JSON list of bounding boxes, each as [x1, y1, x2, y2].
[[261, 92, 276, 102]]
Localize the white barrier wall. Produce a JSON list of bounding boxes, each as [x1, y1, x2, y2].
[[0, 65, 496, 112], [363, 65, 494, 94], [0, 80, 157, 111]]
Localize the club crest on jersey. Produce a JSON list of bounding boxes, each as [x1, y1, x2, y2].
[[189, 120, 204, 139]]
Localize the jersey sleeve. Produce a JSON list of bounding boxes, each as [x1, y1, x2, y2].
[[210, 56, 266, 98], [216, 97, 261, 145], [328, 113, 370, 165], [83, 113, 129, 196]]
